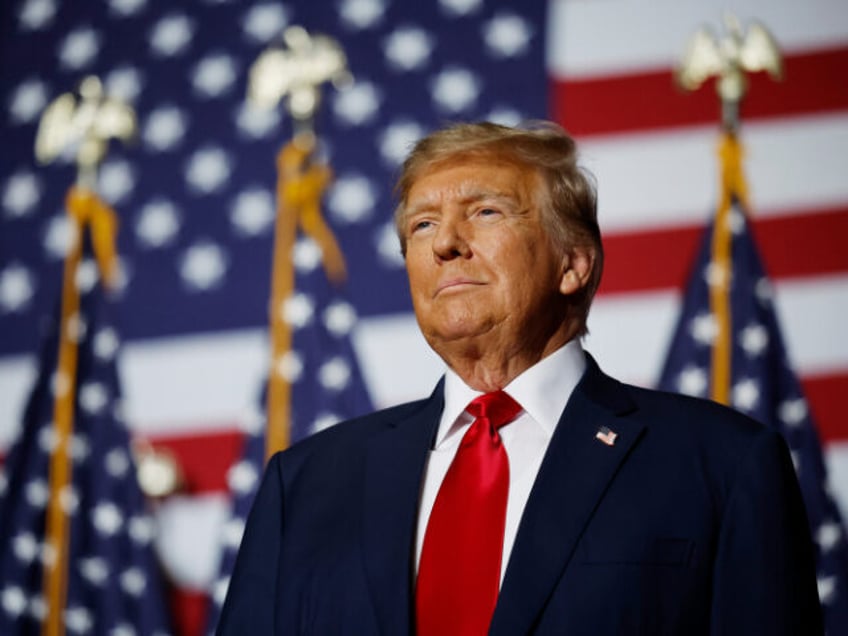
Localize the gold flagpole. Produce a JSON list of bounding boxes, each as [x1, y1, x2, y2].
[[247, 26, 352, 460], [34, 76, 133, 636], [676, 14, 782, 405]]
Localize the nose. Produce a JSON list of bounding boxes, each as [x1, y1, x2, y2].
[[432, 216, 471, 261]]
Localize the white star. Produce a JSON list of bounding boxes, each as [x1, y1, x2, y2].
[[64, 606, 94, 633], [703, 261, 730, 289], [779, 398, 808, 427], [8, 78, 49, 124], [79, 556, 109, 586], [439, 0, 482, 17], [180, 241, 227, 290], [92, 502, 124, 536], [98, 159, 135, 204], [52, 370, 71, 398], [281, 293, 315, 327], [143, 105, 188, 151], [383, 27, 433, 71], [324, 301, 357, 336], [43, 214, 77, 259], [120, 567, 147, 596], [739, 323, 769, 357], [235, 102, 281, 139], [689, 313, 717, 346], [213, 577, 230, 607], [111, 625, 136, 636], [66, 312, 87, 343], [3, 171, 41, 218], [28, 595, 46, 621], [487, 107, 522, 127], [13, 533, 39, 562], [732, 378, 760, 412], [25, 479, 49, 507], [227, 461, 258, 494], [58, 484, 79, 514], [93, 327, 120, 360], [328, 175, 376, 224], [185, 147, 232, 194], [818, 576, 837, 604], [230, 188, 275, 236], [376, 221, 404, 268], [242, 3, 289, 42], [104, 448, 130, 477], [58, 26, 101, 69], [817, 521, 842, 552], [334, 82, 381, 126], [313, 412, 342, 433], [275, 350, 303, 382], [79, 381, 109, 415], [193, 52, 238, 98], [136, 199, 180, 248], [0, 263, 35, 313], [431, 67, 481, 113], [105, 65, 144, 103], [378, 120, 424, 166], [677, 366, 707, 397], [483, 13, 533, 58], [38, 427, 59, 454], [222, 517, 246, 549], [755, 277, 774, 305], [319, 357, 352, 391], [129, 515, 156, 545], [108, 0, 147, 17], [727, 208, 745, 234], [149, 13, 194, 57], [292, 238, 322, 272], [339, 0, 385, 30], [18, 0, 57, 30], [69, 433, 91, 463], [1, 586, 26, 617]]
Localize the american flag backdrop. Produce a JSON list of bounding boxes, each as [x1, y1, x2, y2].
[[1, 0, 847, 634], [0, 235, 172, 634]]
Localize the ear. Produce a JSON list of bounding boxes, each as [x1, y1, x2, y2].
[[559, 246, 594, 296]]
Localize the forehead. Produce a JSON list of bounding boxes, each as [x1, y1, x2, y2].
[[405, 156, 542, 208]]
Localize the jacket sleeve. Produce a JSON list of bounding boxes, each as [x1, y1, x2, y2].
[[709, 428, 823, 635], [216, 452, 285, 635]]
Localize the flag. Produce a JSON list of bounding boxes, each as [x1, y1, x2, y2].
[[657, 197, 848, 629], [1, 0, 846, 632], [0, 232, 172, 634], [204, 224, 375, 632]]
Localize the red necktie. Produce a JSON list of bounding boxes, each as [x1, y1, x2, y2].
[[416, 391, 522, 636]]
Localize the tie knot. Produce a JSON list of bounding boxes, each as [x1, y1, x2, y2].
[[466, 391, 522, 429]]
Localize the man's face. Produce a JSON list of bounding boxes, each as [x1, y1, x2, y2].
[[403, 157, 575, 357]]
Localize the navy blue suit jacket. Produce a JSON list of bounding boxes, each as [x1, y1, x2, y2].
[[218, 356, 822, 635]]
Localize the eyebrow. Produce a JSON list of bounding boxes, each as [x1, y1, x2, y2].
[[405, 188, 520, 215]]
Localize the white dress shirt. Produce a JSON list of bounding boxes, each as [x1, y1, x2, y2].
[[414, 340, 587, 585]]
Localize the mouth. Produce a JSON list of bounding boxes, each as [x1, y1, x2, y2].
[[434, 278, 483, 297]]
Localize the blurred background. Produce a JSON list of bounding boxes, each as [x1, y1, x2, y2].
[[1, 0, 846, 634]]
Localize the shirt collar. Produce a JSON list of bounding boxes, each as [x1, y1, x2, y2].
[[437, 339, 586, 448]]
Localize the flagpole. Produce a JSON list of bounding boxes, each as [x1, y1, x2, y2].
[[248, 26, 351, 460], [676, 14, 782, 405], [34, 76, 130, 636]]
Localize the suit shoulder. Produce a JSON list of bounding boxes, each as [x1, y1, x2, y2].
[[271, 397, 433, 469]]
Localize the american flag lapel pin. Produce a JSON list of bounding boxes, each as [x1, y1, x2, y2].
[[595, 425, 618, 446]]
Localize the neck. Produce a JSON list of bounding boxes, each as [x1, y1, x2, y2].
[[432, 319, 581, 392]]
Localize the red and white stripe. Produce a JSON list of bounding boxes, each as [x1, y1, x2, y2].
[[1, 1, 846, 631]]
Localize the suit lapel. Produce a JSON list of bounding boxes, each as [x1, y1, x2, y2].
[[361, 384, 443, 635], [490, 358, 645, 636]]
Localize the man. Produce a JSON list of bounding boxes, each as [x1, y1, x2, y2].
[[218, 122, 822, 634]]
